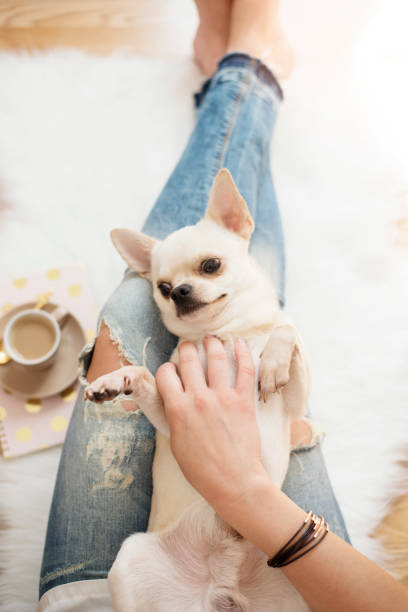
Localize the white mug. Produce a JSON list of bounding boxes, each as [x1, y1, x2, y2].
[[3, 306, 68, 371]]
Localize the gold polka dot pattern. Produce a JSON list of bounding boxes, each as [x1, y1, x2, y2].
[[1, 302, 14, 313], [13, 278, 28, 289], [16, 427, 33, 442], [46, 269, 60, 280], [25, 398, 42, 413], [51, 415, 68, 432], [60, 387, 77, 402], [68, 284, 82, 297]]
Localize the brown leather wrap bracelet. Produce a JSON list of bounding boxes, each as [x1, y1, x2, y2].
[[267, 511, 330, 568]]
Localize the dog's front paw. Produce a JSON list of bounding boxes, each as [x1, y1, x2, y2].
[[258, 352, 293, 402], [257, 326, 299, 403], [83, 365, 148, 403], [84, 373, 133, 403]]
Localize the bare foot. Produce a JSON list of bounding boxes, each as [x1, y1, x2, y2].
[[193, 0, 232, 76], [227, 0, 294, 80]]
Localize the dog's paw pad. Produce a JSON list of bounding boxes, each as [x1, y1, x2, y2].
[[84, 386, 120, 403]]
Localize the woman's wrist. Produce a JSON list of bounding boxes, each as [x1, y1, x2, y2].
[[212, 463, 270, 521], [216, 468, 307, 558]]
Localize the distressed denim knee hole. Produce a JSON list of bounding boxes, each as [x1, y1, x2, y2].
[[77, 335, 97, 388], [77, 316, 140, 390]]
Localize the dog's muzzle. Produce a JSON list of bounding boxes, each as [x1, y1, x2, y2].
[[171, 284, 206, 317], [171, 284, 193, 303]]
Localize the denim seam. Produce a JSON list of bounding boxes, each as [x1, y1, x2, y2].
[[216, 59, 257, 170], [39, 562, 89, 590]]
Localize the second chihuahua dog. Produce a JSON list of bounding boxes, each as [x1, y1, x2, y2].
[[85, 169, 311, 611]]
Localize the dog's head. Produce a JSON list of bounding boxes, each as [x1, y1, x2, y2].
[[111, 169, 260, 337]]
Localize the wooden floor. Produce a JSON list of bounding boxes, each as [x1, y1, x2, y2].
[[0, 0, 407, 589], [0, 0, 197, 57]]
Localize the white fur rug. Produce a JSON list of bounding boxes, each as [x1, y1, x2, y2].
[[1, 0, 408, 609]]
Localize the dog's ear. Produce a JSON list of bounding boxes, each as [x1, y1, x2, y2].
[[205, 168, 254, 240], [110, 229, 156, 279]]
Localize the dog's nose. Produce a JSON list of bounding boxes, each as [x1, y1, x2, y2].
[[171, 284, 193, 303]]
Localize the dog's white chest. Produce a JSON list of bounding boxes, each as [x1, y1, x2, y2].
[[148, 333, 291, 534]]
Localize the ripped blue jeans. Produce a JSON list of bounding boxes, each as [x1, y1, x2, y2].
[[39, 53, 350, 599]]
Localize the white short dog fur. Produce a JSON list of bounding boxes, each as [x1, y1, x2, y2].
[[85, 168, 312, 610]]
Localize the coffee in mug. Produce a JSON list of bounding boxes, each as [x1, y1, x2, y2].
[[9, 314, 57, 360], [4, 308, 63, 370]]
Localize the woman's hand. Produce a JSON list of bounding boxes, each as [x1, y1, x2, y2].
[[157, 337, 408, 612], [155, 335, 269, 520]]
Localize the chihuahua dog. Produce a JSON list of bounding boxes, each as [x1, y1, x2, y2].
[[85, 169, 312, 611]]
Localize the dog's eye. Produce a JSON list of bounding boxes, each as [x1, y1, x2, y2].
[[201, 258, 221, 274], [158, 282, 171, 297]]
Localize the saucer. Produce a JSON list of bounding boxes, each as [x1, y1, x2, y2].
[[0, 301, 86, 398]]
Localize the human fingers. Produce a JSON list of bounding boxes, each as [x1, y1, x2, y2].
[[204, 335, 231, 390], [177, 341, 207, 392], [234, 338, 256, 399], [156, 362, 184, 404]]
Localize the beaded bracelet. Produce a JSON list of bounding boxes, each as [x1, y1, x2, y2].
[[267, 511, 330, 568]]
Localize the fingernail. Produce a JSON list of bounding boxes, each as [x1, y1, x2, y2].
[[179, 340, 192, 348], [236, 337, 246, 346]]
